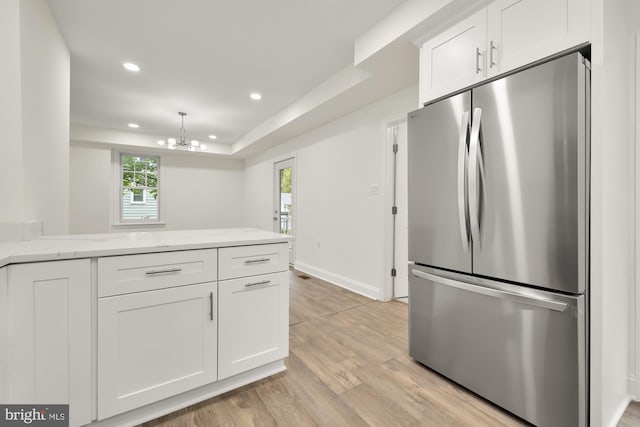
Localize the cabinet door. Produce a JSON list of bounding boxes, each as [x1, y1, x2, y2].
[[218, 272, 289, 380], [98, 282, 218, 419], [419, 8, 487, 104], [8, 260, 92, 427], [487, 0, 589, 77]]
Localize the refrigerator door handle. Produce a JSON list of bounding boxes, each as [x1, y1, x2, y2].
[[411, 269, 568, 312], [468, 107, 483, 248], [457, 110, 471, 252]]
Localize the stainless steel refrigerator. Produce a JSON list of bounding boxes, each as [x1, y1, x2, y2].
[[408, 51, 590, 427]]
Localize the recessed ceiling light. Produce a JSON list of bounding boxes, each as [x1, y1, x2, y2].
[[128, 123, 139, 129], [250, 92, 262, 101], [123, 62, 140, 72], [208, 134, 217, 140]]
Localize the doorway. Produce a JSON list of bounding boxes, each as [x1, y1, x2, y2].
[[273, 158, 295, 265]]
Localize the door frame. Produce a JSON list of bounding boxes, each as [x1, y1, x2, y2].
[[383, 115, 409, 301], [273, 156, 296, 265]]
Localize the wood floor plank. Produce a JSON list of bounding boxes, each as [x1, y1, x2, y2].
[[252, 374, 318, 426], [280, 352, 370, 427], [221, 389, 277, 427]]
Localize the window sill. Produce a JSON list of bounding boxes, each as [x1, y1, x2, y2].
[[112, 221, 167, 227]]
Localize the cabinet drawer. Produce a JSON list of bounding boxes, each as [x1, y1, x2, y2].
[[98, 249, 217, 297], [218, 243, 288, 280]]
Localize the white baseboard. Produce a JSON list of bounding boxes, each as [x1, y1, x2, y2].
[[293, 261, 380, 300], [607, 395, 633, 427]]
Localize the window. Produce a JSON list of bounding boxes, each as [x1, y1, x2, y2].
[[119, 153, 160, 222]]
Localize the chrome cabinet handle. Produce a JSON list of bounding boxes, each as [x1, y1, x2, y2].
[[457, 110, 470, 253], [245, 280, 271, 288], [244, 258, 270, 264], [475, 47, 483, 74], [209, 292, 214, 321], [489, 40, 497, 68], [145, 267, 182, 275], [411, 269, 568, 312], [468, 107, 483, 249]]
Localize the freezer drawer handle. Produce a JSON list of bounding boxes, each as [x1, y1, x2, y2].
[[411, 269, 568, 312], [145, 267, 182, 275], [244, 258, 270, 264]]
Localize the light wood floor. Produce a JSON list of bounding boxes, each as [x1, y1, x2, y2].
[[142, 270, 640, 427], [619, 401, 640, 427]]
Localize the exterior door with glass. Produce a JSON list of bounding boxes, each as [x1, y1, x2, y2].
[[273, 158, 295, 264]]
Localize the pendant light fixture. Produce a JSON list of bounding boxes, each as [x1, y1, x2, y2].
[[157, 112, 207, 152]]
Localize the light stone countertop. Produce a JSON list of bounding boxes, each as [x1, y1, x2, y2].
[[0, 228, 292, 268]]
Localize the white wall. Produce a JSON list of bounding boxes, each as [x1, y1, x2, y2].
[[0, 0, 70, 237], [0, 0, 24, 224], [69, 144, 112, 234], [590, 0, 637, 425], [69, 141, 246, 234], [161, 153, 245, 231], [244, 86, 417, 300], [20, 0, 70, 235]]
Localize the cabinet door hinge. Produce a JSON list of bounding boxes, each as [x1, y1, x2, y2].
[[391, 206, 398, 215], [391, 268, 397, 277], [393, 143, 398, 153]]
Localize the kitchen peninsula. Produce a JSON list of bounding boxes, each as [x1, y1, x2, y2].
[[0, 228, 291, 427]]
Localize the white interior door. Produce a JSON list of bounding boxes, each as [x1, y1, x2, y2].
[[273, 158, 295, 264]]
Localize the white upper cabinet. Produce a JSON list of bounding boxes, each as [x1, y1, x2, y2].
[[486, 0, 589, 77], [419, 8, 487, 103], [418, 0, 589, 104]]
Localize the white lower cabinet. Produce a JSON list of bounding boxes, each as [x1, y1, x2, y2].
[[98, 282, 218, 419], [2, 238, 289, 425], [7, 260, 92, 427], [218, 271, 289, 379]]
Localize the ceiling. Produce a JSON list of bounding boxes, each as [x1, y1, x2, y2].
[[47, 0, 406, 149]]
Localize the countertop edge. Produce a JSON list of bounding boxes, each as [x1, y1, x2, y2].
[[0, 229, 292, 269]]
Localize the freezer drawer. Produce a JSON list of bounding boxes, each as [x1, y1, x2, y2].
[[409, 265, 586, 427]]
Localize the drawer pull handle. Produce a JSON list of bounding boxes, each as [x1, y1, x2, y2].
[[245, 280, 271, 288], [145, 267, 182, 275], [244, 258, 270, 264], [475, 47, 483, 74], [209, 292, 214, 321]]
